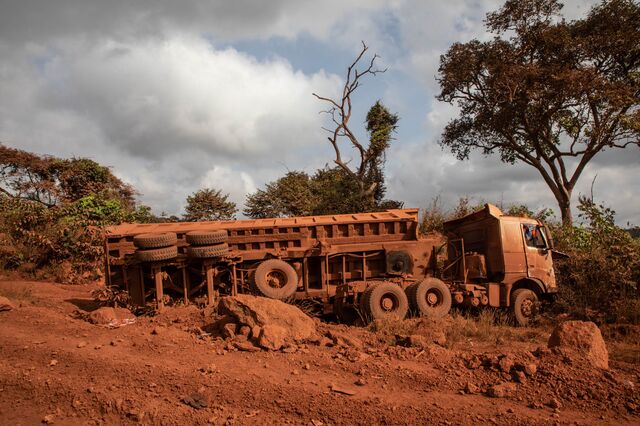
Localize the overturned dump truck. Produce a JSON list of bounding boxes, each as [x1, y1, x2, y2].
[[104, 204, 557, 325]]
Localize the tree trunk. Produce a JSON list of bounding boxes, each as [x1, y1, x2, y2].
[[557, 191, 573, 227]]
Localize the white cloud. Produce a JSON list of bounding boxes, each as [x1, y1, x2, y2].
[[0, 35, 341, 215]]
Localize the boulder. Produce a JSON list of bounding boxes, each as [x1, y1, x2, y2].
[[0, 296, 15, 312], [88, 307, 136, 326], [487, 382, 517, 398], [218, 295, 316, 349], [258, 324, 288, 351], [547, 321, 609, 369]]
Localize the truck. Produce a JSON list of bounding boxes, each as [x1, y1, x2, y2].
[[103, 204, 558, 325]]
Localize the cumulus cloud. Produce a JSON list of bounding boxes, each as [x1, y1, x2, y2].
[[0, 34, 341, 214], [0, 0, 637, 225]]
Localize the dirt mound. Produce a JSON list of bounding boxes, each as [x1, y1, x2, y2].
[[217, 294, 317, 351], [0, 296, 15, 311], [88, 307, 136, 326], [548, 320, 609, 369]]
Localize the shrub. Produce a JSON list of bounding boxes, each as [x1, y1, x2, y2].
[[552, 197, 640, 324]]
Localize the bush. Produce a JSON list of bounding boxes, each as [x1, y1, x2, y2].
[[0, 194, 153, 283], [552, 197, 640, 324]]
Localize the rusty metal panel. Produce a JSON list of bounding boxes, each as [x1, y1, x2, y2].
[[106, 209, 419, 237]]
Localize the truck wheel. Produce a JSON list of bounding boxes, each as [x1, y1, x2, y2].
[[186, 230, 228, 246], [135, 246, 178, 262], [511, 288, 539, 326], [187, 243, 229, 258], [361, 282, 408, 322], [251, 259, 298, 300], [406, 278, 451, 318], [133, 233, 177, 249]]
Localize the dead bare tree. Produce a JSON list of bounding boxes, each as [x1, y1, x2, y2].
[[312, 42, 389, 207]]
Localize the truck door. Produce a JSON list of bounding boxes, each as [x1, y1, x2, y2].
[[522, 223, 554, 288]]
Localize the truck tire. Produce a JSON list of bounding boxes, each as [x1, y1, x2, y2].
[[135, 246, 178, 262], [511, 288, 539, 326], [406, 278, 451, 318], [185, 230, 228, 246], [251, 259, 298, 300], [133, 232, 177, 249], [187, 243, 229, 259], [361, 281, 408, 322]]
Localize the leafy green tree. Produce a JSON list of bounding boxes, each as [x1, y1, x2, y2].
[[244, 172, 315, 218], [365, 101, 399, 206], [0, 144, 135, 207], [184, 188, 237, 221], [437, 0, 640, 225]]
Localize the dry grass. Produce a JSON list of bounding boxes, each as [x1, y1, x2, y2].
[[0, 285, 34, 302], [445, 309, 545, 350]]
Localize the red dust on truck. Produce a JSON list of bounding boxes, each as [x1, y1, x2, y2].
[[104, 204, 557, 325]]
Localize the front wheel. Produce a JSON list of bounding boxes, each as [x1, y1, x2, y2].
[[511, 288, 539, 326]]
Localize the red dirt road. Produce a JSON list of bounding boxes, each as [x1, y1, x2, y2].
[[0, 279, 638, 425]]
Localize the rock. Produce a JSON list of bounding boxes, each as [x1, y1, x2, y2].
[[523, 363, 537, 376], [258, 324, 287, 351], [250, 326, 262, 339], [42, 414, 55, 424], [88, 307, 135, 326], [487, 382, 517, 398], [432, 331, 447, 347], [464, 382, 479, 394], [0, 296, 15, 312], [355, 377, 366, 386], [218, 295, 316, 348], [548, 321, 609, 369], [317, 336, 332, 347], [238, 325, 251, 337], [222, 323, 237, 339], [498, 355, 515, 373], [151, 327, 161, 335], [76, 341, 87, 348], [182, 393, 208, 409], [512, 371, 527, 383], [328, 330, 364, 349], [48, 359, 58, 367], [233, 340, 261, 352], [548, 398, 562, 409], [330, 384, 357, 396]]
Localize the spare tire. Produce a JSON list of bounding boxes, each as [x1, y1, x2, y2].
[[135, 246, 178, 262], [361, 281, 408, 322], [187, 243, 230, 259], [251, 259, 298, 300], [186, 230, 228, 246], [406, 278, 451, 318], [133, 232, 177, 249]]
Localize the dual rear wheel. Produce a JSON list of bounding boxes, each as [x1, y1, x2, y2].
[[357, 278, 452, 323]]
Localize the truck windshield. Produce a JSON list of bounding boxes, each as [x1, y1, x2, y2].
[[523, 224, 546, 249]]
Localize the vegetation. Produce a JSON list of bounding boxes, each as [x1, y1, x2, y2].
[[0, 144, 153, 282], [244, 97, 402, 219], [437, 0, 640, 225], [552, 197, 640, 324], [312, 42, 402, 211], [183, 188, 237, 221]]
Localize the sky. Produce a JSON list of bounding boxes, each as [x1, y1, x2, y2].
[[0, 0, 638, 225]]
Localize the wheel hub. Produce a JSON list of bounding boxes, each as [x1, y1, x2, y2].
[[266, 271, 285, 289], [381, 296, 395, 311], [521, 299, 534, 317]]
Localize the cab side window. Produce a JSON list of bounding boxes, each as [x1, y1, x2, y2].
[[523, 224, 546, 248]]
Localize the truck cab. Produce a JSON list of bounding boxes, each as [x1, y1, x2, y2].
[[442, 204, 557, 325]]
